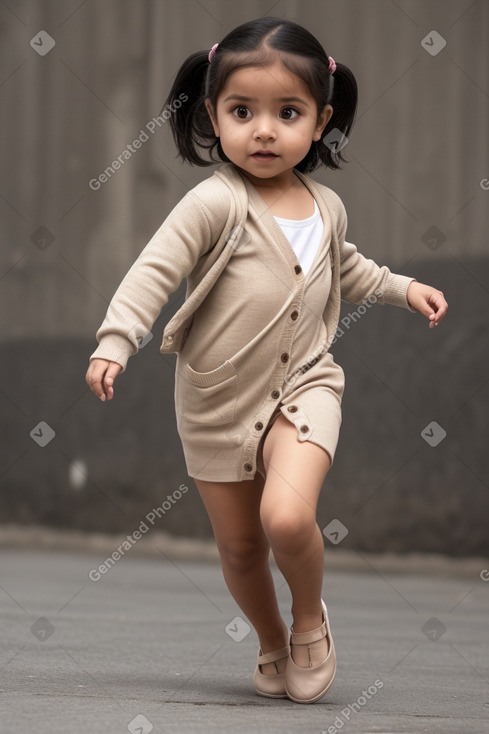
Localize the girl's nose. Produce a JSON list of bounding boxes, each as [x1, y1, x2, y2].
[[252, 116, 277, 141]]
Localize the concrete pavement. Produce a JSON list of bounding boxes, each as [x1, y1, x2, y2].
[[1, 547, 488, 734]]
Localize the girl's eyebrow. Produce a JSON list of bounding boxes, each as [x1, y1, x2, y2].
[[223, 94, 310, 107]]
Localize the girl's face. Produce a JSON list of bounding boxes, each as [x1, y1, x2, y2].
[[205, 59, 332, 187]]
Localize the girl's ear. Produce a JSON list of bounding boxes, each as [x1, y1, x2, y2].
[[313, 104, 333, 142], [205, 98, 220, 137]]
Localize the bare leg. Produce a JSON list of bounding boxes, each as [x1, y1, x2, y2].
[[260, 413, 332, 667], [194, 472, 288, 674]]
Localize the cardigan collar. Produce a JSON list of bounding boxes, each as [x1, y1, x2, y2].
[[214, 163, 336, 274]]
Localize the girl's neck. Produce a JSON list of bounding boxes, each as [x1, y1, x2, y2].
[[237, 166, 300, 194], [238, 168, 316, 219]]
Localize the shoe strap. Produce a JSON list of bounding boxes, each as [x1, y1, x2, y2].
[[290, 620, 326, 645], [257, 644, 290, 665]]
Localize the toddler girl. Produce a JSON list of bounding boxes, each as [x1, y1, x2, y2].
[[86, 16, 448, 703]]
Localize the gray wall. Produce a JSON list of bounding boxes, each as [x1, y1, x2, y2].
[[1, 0, 488, 554]]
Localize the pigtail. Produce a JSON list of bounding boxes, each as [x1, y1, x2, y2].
[[318, 62, 358, 170], [160, 50, 216, 166]]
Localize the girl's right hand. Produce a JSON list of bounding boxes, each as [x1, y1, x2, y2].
[[86, 358, 123, 402]]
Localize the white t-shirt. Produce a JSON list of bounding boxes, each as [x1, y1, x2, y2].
[[273, 198, 323, 276]]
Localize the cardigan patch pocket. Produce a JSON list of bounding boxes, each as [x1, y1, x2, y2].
[[184, 359, 238, 426]]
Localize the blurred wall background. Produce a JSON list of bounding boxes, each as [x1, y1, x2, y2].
[[1, 0, 488, 555]]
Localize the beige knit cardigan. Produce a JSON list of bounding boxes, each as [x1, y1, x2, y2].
[[89, 162, 417, 372]]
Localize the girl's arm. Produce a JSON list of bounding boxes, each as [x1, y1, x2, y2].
[[88, 185, 228, 374], [335, 199, 447, 326], [340, 237, 417, 311]]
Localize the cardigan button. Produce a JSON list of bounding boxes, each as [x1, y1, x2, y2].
[[300, 424, 309, 433], [244, 462, 253, 472], [166, 335, 173, 342], [294, 264, 302, 274], [287, 405, 298, 413], [281, 352, 289, 363], [290, 310, 299, 320], [271, 390, 280, 399], [255, 421, 263, 431]]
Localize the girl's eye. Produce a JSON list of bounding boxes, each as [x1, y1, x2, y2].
[[231, 106, 300, 120], [281, 107, 300, 120], [233, 106, 251, 119]]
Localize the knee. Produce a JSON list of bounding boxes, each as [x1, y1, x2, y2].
[[260, 508, 316, 554], [218, 535, 268, 575]]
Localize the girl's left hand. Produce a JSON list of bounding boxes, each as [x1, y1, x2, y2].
[[406, 281, 448, 328]]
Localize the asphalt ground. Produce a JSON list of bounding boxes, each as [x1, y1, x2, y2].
[[0, 534, 488, 734]]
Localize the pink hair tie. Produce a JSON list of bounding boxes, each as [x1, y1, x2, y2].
[[328, 56, 336, 74], [208, 43, 219, 63]]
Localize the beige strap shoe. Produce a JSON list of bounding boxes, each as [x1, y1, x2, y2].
[[253, 644, 290, 698], [285, 599, 336, 703]]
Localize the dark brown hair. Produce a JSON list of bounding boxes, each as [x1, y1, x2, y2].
[[161, 16, 358, 172]]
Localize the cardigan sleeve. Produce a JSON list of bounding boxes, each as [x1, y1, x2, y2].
[[89, 186, 228, 373], [334, 194, 417, 312]]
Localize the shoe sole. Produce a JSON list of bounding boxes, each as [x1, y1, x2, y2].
[[255, 689, 289, 699]]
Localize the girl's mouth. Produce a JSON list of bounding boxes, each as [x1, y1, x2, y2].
[[252, 152, 278, 161]]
